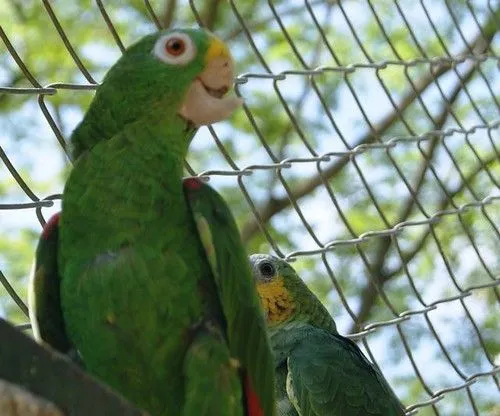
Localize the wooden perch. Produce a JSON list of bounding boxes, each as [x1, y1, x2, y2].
[[0, 379, 63, 416], [0, 319, 147, 416]]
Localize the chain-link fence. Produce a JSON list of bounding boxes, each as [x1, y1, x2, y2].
[[0, 1, 499, 415]]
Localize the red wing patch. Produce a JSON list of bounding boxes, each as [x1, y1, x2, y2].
[[245, 374, 264, 416], [183, 177, 203, 191], [42, 212, 61, 240]]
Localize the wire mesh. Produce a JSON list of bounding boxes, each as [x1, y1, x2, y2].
[[0, 1, 499, 415]]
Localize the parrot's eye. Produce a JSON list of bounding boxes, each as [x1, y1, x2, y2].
[[165, 38, 185, 56], [259, 262, 276, 279], [153, 32, 196, 65]]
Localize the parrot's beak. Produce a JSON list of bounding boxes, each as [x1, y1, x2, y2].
[[179, 38, 243, 126]]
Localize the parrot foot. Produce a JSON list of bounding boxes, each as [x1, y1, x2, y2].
[[229, 357, 241, 369]]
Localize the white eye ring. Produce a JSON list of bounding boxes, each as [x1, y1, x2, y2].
[[153, 32, 196, 66]]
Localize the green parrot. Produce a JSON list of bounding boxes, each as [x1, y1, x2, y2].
[[28, 28, 276, 416], [249, 254, 406, 416]]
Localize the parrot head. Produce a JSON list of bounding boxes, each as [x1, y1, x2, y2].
[[250, 254, 337, 333], [250, 254, 299, 327], [71, 28, 241, 158]]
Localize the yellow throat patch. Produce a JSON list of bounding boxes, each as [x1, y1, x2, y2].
[[256, 276, 295, 324]]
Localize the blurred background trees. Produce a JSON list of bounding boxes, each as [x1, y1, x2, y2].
[[0, 1, 498, 414]]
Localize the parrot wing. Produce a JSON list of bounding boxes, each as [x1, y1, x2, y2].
[[275, 363, 299, 416], [183, 177, 276, 416], [286, 325, 405, 416], [28, 213, 72, 354]]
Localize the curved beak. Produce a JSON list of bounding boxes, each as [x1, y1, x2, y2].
[[179, 37, 243, 126]]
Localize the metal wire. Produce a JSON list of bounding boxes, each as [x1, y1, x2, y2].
[[1, 1, 498, 414]]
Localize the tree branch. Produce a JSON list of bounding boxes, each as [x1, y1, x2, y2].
[[349, 57, 484, 332], [240, 27, 496, 243], [0, 319, 144, 415], [381, 153, 500, 281]]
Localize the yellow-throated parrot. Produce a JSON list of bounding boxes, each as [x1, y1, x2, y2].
[[28, 28, 276, 416], [249, 254, 405, 416]]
